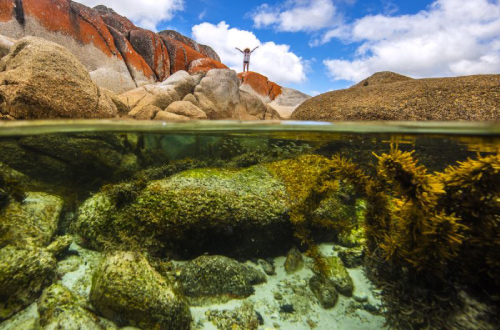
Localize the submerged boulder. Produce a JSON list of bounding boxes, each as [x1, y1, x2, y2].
[[90, 251, 191, 329], [74, 154, 357, 257], [0, 245, 56, 320], [74, 164, 292, 256], [0, 192, 63, 247], [38, 284, 103, 329], [0, 37, 118, 119], [177, 255, 266, 304]]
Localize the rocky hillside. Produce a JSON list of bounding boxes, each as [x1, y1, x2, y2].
[[291, 72, 500, 121], [0, 0, 226, 94]]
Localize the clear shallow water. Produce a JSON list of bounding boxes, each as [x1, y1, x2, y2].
[[0, 120, 499, 330]]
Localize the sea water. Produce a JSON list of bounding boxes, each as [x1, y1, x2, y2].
[[0, 120, 499, 330]]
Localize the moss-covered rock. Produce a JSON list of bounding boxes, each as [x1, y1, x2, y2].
[[90, 251, 191, 330], [0, 245, 56, 320], [308, 274, 339, 309], [0, 302, 40, 330], [284, 246, 304, 274], [177, 255, 266, 305], [319, 256, 354, 297], [0, 192, 63, 248], [206, 302, 260, 330], [38, 284, 104, 329], [75, 164, 292, 257], [338, 247, 364, 268]]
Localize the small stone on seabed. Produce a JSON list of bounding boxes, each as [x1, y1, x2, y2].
[[259, 259, 276, 275], [353, 292, 369, 303], [284, 246, 304, 274]]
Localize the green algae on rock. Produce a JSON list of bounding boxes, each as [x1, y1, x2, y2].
[[0, 245, 56, 320], [177, 255, 266, 305], [308, 274, 339, 309], [319, 256, 354, 297], [74, 164, 293, 256], [38, 284, 104, 329], [90, 251, 191, 329], [284, 246, 304, 274], [0, 192, 63, 248]]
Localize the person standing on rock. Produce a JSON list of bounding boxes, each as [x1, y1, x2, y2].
[[236, 46, 259, 72]]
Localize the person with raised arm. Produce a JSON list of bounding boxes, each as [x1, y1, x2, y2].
[[235, 46, 259, 72]]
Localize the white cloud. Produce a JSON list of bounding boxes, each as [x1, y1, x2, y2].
[[251, 0, 339, 32], [198, 10, 207, 21], [77, 0, 184, 31], [323, 0, 500, 82], [192, 21, 306, 85]]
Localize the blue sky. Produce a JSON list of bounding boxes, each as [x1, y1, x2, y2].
[[79, 0, 500, 95]]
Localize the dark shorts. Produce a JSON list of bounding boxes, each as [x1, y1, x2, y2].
[[244, 61, 249, 64]]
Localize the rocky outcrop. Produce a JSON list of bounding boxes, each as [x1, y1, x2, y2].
[[292, 72, 500, 121], [238, 71, 309, 119], [0, 36, 119, 119], [90, 251, 191, 329], [121, 69, 281, 120], [0, 0, 226, 93]]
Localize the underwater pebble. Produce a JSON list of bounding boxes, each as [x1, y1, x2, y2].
[[274, 292, 283, 300], [284, 246, 304, 274], [353, 292, 369, 303], [308, 274, 339, 309], [338, 247, 364, 268], [259, 259, 276, 275]]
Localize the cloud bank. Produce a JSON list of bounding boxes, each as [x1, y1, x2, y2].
[[322, 0, 500, 82], [77, 0, 184, 31], [251, 0, 339, 32], [192, 21, 306, 85]]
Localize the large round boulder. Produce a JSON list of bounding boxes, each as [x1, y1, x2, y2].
[[90, 251, 191, 330], [0, 37, 118, 119]]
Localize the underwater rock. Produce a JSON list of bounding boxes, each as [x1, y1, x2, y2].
[[258, 259, 276, 276], [338, 247, 364, 268], [90, 251, 191, 329], [206, 302, 260, 330], [0, 245, 56, 320], [319, 256, 354, 297], [337, 226, 366, 248], [46, 235, 73, 258], [308, 274, 339, 309], [284, 246, 304, 274], [0, 192, 63, 248], [0, 134, 142, 186], [0, 35, 14, 59], [0, 302, 40, 330], [177, 255, 266, 304], [0, 37, 118, 119], [38, 284, 104, 329], [74, 164, 292, 256]]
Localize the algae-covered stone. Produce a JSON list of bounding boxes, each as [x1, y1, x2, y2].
[[0, 302, 40, 330], [75, 165, 291, 256], [338, 247, 364, 268], [284, 246, 304, 274], [319, 256, 354, 297], [38, 284, 103, 330], [177, 255, 266, 304], [206, 302, 260, 330], [337, 226, 366, 248], [46, 235, 73, 258], [0, 192, 63, 247], [309, 274, 339, 309], [0, 245, 56, 320], [90, 251, 191, 329]]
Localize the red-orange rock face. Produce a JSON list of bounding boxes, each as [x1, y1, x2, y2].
[[188, 57, 228, 74], [238, 71, 283, 100], [0, 0, 14, 23], [0, 0, 227, 90]]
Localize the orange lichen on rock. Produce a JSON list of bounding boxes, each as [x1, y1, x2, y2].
[[22, 0, 119, 58], [129, 29, 170, 81], [238, 72, 282, 100], [188, 57, 227, 74], [0, 0, 14, 22]]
